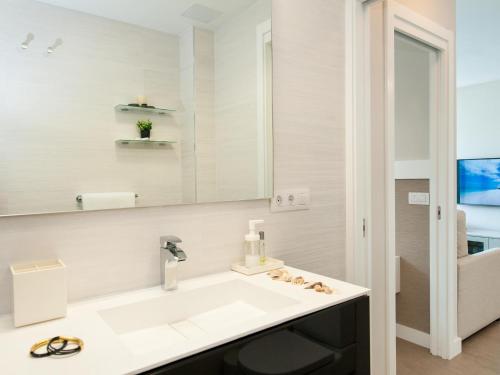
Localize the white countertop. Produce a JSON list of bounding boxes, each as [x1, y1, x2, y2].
[[0, 267, 369, 375]]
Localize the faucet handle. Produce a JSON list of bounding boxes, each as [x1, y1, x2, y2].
[[160, 235, 182, 248]]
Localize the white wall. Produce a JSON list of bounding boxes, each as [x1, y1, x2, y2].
[[0, 0, 189, 215], [458, 80, 500, 232], [457, 81, 500, 160], [397, 0, 456, 31], [457, 0, 500, 88], [0, 0, 346, 315]]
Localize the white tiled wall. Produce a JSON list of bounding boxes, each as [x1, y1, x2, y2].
[[194, 0, 272, 202], [195, 0, 271, 202], [179, 28, 197, 203], [194, 28, 217, 202], [0, 0, 189, 215], [213, 0, 271, 201], [0, 0, 346, 315]]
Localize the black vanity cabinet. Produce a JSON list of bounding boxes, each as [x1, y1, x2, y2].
[[142, 295, 369, 375]]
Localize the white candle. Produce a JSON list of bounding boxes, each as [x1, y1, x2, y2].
[[137, 95, 147, 105]]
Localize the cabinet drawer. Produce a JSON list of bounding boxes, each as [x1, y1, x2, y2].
[[142, 296, 369, 375], [293, 303, 356, 348]]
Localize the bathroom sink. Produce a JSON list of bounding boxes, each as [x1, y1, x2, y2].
[[98, 280, 299, 355]]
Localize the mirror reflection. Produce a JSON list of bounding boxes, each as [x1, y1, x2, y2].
[[0, 0, 273, 215]]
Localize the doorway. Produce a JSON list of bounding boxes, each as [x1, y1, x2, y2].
[[346, 1, 459, 373], [385, 4, 459, 362]]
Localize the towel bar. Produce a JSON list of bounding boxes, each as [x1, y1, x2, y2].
[[76, 194, 139, 202]]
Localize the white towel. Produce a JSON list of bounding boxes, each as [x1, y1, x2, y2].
[[80, 192, 136, 210]]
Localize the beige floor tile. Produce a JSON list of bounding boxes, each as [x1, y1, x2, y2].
[[397, 321, 500, 375]]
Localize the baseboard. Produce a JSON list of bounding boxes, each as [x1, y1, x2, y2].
[[396, 324, 430, 349]]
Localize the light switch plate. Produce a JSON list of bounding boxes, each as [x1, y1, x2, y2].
[[270, 188, 310, 212], [408, 192, 430, 205]]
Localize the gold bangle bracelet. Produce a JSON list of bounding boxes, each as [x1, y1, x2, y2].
[[56, 336, 84, 350]]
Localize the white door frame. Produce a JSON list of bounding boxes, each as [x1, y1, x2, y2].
[[387, 2, 459, 359], [345, 0, 372, 288], [346, 0, 459, 373]]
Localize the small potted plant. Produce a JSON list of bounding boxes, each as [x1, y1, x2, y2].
[[137, 119, 153, 139]]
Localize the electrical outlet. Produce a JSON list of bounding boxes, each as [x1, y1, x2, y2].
[[270, 189, 310, 212]]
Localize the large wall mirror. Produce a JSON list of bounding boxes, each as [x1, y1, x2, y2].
[[0, 0, 273, 216]]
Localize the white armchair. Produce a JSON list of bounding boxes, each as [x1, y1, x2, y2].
[[457, 210, 500, 339]]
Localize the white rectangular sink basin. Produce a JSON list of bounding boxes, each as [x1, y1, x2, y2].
[[98, 280, 299, 355]]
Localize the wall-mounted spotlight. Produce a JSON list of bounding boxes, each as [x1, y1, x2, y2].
[[21, 33, 35, 49], [47, 38, 63, 54]]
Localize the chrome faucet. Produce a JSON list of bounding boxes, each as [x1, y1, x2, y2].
[[160, 235, 187, 291]]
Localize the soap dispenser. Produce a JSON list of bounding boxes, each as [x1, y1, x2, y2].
[[244, 220, 264, 268]]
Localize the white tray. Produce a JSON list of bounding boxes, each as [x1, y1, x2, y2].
[[231, 257, 285, 275]]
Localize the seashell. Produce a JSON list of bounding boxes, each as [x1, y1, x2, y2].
[[277, 274, 292, 282], [292, 276, 305, 285], [268, 269, 284, 278], [322, 286, 334, 294], [268, 270, 285, 279], [305, 281, 322, 289], [271, 273, 289, 281]]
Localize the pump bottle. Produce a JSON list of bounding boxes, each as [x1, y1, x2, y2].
[[244, 219, 264, 268]]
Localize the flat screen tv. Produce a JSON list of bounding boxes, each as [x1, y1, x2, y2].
[[458, 158, 500, 206]]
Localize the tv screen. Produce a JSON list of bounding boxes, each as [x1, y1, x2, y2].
[[458, 158, 500, 206]]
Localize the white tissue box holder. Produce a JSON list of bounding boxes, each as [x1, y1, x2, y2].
[[10, 259, 67, 327], [231, 257, 284, 276]]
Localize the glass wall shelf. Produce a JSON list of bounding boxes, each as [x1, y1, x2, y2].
[[115, 104, 175, 115], [115, 139, 176, 146]]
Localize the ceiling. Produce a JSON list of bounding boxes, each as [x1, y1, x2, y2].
[[35, 0, 257, 35], [457, 0, 500, 87]]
